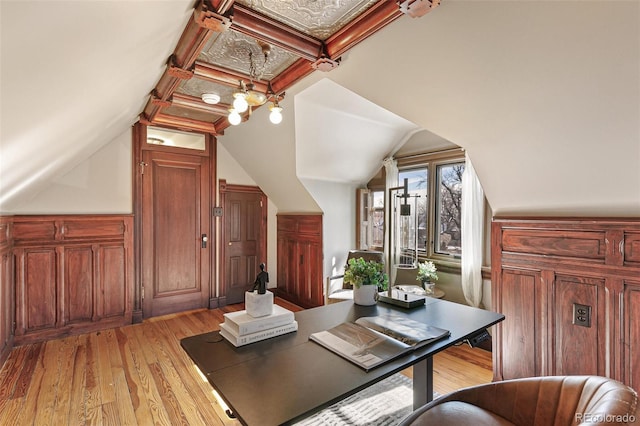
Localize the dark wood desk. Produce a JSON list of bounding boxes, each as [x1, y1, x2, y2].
[[181, 298, 504, 426]]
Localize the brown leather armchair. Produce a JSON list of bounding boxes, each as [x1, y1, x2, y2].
[[399, 376, 638, 426]]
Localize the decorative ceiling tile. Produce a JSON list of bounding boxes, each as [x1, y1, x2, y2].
[[178, 79, 236, 104], [235, 0, 379, 40], [198, 30, 298, 80]]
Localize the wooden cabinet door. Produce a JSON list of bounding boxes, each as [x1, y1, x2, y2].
[[551, 274, 606, 376], [495, 268, 542, 380], [63, 246, 94, 325], [97, 244, 127, 318], [276, 236, 297, 302], [15, 247, 58, 334], [0, 249, 13, 357], [624, 281, 640, 392], [296, 239, 323, 308]]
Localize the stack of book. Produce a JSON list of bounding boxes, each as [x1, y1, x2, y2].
[[219, 304, 298, 347]]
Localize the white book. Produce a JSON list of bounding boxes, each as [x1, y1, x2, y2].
[[223, 304, 295, 336], [219, 321, 298, 347]]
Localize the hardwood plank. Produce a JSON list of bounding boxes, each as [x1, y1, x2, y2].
[[68, 334, 88, 425], [0, 300, 493, 425], [120, 325, 172, 425]]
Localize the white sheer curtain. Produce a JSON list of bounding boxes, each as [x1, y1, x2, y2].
[[382, 157, 398, 282], [461, 153, 485, 307]]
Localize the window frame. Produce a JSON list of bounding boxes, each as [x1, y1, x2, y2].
[[396, 149, 465, 268]]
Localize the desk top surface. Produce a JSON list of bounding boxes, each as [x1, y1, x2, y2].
[[181, 298, 504, 426]]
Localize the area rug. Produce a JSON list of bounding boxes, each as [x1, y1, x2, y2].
[[294, 373, 420, 426]]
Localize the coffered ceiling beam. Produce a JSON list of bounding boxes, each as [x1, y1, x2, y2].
[[325, 1, 403, 59], [270, 58, 314, 95], [152, 113, 217, 135], [230, 3, 323, 62], [174, 1, 231, 68], [171, 93, 231, 116], [193, 61, 269, 93]]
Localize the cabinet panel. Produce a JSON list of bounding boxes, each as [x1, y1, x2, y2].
[[277, 214, 323, 308], [100, 245, 127, 318], [63, 219, 126, 239], [552, 275, 603, 376], [0, 250, 13, 361], [625, 232, 640, 266], [499, 268, 539, 379], [13, 221, 56, 242], [624, 282, 640, 391], [64, 246, 94, 324], [19, 248, 58, 332], [297, 240, 323, 307], [501, 229, 605, 261]]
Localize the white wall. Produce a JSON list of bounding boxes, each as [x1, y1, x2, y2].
[[218, 97, 322, 214], [299, 178, 357, 279], [13, 129, 132, 214], [321, 1, 640, 217]]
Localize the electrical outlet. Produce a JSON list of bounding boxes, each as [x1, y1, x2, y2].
[[573, 303, 591, 327]]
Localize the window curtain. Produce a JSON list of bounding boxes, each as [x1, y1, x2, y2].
[[461, 153, 485, 307], [382, 157, 398, 282]]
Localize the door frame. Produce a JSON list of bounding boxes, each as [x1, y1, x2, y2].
[[218, 179, 268, 307], [132, 123, 217, 322]]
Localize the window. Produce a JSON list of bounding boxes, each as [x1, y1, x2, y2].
[[435, 163, 463, 257], [356, 189, 385, 250], [396, 150, 465, 262], [370, 191, 385, 248]]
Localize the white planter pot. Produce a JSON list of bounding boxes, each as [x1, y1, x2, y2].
[[353, 285, 378, 306]]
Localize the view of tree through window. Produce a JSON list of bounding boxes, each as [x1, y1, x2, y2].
[[436, 163, 464, 256]]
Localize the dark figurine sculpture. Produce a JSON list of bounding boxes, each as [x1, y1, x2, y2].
[[252, 263, 269, 294]]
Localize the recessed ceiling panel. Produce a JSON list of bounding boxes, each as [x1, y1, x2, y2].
[[235, 0, 379, 40], [198, 30, 298, 79], [178, 79, 236, 104], [163, 105, 222, 123]]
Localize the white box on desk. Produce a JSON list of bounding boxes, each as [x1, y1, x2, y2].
[[245, 290, 274, 318]]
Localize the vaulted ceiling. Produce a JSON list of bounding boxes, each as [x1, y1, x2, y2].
[[141, 0, 440, 134]]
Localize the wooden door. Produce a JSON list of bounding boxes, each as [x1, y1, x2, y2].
[[220, 182, 267, 305], [141, 150, 210, 317]]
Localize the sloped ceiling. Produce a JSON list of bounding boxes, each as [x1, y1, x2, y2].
[[0, 0, 194, 212], [2, 1, 639, 216], [294, 79, 420, 183]]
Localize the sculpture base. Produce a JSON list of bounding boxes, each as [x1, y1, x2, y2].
[[246, 290, 274, 318]]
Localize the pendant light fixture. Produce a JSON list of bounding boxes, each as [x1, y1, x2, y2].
[[227, 42, 284, 126]]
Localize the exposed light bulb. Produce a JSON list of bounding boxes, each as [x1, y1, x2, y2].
[[269, 105, 283, 124], [228, 109, 242, 126], [233, 93, 249, 113]]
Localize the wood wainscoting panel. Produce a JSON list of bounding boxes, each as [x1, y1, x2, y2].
[[12, 215, 134, 345], [493, 217, 640, 393], [277, 214, 324, 308], [0, 217, 14, 366]]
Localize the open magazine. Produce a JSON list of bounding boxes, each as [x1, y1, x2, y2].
[[309, 315, 449, 371]]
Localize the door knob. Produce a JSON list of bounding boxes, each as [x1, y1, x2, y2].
[[202, 234, 208, 248]]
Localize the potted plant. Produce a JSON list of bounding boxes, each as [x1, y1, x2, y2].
[[416, 260, 438, 294], [344, 257, 389, 306]]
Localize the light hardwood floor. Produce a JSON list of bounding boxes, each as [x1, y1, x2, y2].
[[0, 299, 492, 425]]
